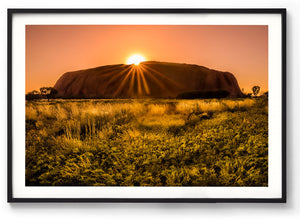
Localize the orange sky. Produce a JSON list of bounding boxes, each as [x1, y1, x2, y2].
[[26, 25, 268, 93]]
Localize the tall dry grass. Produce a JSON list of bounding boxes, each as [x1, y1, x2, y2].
[[26, 98, 268, 186], [176, 99, 255, 114], [26, 98, 256, 141]]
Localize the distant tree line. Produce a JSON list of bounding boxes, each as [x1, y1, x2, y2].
[[26, 87, 58, 101], [26, 86, 267, 100], [177, 86, 266, 99], [176, 90, 230, 99]]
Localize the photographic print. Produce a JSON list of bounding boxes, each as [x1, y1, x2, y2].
[[8, 9, 286, 202], [25, 24, 269, 187]]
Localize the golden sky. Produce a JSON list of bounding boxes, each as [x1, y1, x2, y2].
[[26, 25, 268, 93]]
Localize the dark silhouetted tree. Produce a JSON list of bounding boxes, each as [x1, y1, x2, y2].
[[31, 90, 39, 95], [40, 87, 58, 101], [40, 87, 51, 96], [26, 90, 41, 100], [252, 86, 260, 96], [49, 88, 58, 99]]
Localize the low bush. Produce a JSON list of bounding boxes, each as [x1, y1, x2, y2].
[[176, 90, 230, 99]]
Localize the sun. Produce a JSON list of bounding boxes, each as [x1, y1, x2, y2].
[[126, 54, 146, 65]]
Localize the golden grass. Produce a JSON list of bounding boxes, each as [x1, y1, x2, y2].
[[176, 99, 255, 114], [27, 98, 255, 122], [26, 98, 257, 142], [26, 98, 268, 186]]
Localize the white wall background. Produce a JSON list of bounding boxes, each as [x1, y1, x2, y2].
[[0, 0, 298, 220]]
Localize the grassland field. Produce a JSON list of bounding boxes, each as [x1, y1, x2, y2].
[[26, 98, 268, 186]]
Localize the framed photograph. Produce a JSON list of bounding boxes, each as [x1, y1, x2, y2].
[[8, 9, 286, 203]]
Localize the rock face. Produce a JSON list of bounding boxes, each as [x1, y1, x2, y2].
[[54, 61, 242, 98]]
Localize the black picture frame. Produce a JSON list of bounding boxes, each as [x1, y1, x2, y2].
[[7, 8, 286, 203]]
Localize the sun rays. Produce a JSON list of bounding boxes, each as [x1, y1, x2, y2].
[[108, 62, 182, 98]]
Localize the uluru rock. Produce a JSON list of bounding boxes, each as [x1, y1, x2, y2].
[[54, 61, 242, 98]]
